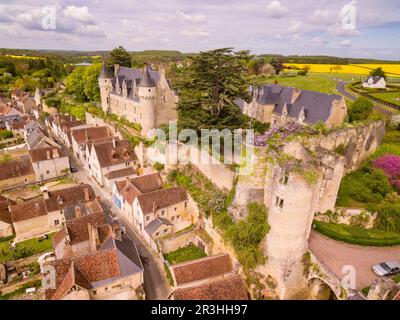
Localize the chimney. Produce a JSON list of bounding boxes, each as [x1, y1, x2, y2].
[[114, 64, 120, 77], [75, 206, 82, 218], [84, 188, 90, 202], [112, 138, 116, 149], [46, 150, 51, 160], [53, 148, 59, 158], [113, 223, 122, 241], [88, 224, 100, 251], [41, 186, 49, 200]]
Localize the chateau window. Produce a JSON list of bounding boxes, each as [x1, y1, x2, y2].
[[184, 201, 188, 208], [163, 95, 166, 103], [275, 197, 284, 209], [280, 171, 289, 185], [54, 219, 59, 225]]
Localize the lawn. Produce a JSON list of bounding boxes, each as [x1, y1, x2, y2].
[[313, 221, 400, 246], [164, 244, 207, 265], [0, 234, 54, 263], [370, 91, 400, 107]]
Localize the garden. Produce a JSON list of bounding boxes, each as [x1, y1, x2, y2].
[[164, 244, 207, 265]]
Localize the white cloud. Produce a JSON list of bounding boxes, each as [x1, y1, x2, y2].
[[288, 20, 302, 34], [181, 28, 210, 38], [266, 1, 288, 19], [309, 9, 336, 25], [310, 36, 328, 47], [329, 24, 361, 37], [340, 39, 352, 47], [64, 6, 95, 24], [177, 11, 206, 24]]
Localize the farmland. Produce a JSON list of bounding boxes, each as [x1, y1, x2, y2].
[[284, 63, 400, 77], [369, 91, 400, 107]]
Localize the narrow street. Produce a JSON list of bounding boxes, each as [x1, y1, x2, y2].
[[59, 141, 170, 300]]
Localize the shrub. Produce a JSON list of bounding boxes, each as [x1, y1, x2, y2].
[[164, 244, 207, 265], [11, 245, 34, 260], [0, 130, 13, 140], [153, 162, 165, 172], [349, 98, 373, 122]]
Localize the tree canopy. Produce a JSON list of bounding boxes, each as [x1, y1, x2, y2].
[[349, 97, 374, 122], [176, 48, 252, 131], [65, 63, 101, 102], [370, 67, 386, 78], [108, 46, 131, 67]]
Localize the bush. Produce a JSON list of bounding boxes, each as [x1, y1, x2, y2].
[[349, 98, 374, 122], [153, 162, 165, 172], [313, 221, 400, 246], [0, 130, 13, 140], [164, 244, 207, 265], [11, 245, 34, 260]]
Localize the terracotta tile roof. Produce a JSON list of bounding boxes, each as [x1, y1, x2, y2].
[[29, 147, 67, 162], [44, 184, 95, 212], [104, 167, 136, 180], [46, 249, 121, 300], [0, 195, 13, 224], [10, 198, 47, 223], [0, 156, 34, 181], [120, 183, 141, 205], [137, 187, 187, 214], [172, 253, 233, 286], [71, 126, 112, 144], [52, 225, 68, 247], [65, 212, 107, 245], [173, 274, 248, 300], [92, 140, 136, 168]]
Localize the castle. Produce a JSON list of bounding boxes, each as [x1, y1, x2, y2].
[[98, 64, 178, 136]]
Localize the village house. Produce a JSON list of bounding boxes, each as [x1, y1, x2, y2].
[[103, 167, 137, 195], [0, 195, 14, 238], [99, 64, 178, 135], [26, 125, 60, 150], [240, 84, 347, 128], [10, 184, 96, 242], [0, 156, 36, 190], [87, 139, 137, 186], [170, 253, 248, 300], [70, 125, 114, 161], [46, 222, 144, 300], [28, 147, 70, 181], [362, 76, 387, 89]]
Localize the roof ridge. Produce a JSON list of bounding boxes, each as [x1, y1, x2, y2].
[[172, 253, 230, 268]]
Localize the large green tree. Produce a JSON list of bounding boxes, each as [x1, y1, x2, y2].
[[66, 64, 102, 102], [176, 48, 252, 131], [109, 46, 131, 67], [370, 67, 386, 78], [65, 66, 86, 101]]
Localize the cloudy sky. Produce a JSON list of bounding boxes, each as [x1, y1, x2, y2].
[[0, 0, 399, 59]]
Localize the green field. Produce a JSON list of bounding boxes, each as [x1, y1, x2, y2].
[[370, 91, 400, 106]]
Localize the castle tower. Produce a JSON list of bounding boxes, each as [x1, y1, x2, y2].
[[138, 64, 157, 136], [98, 63, 113, 114]]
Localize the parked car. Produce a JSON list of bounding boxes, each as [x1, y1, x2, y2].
[[70, 165, 78, 173], [372, 261, 400, 277]]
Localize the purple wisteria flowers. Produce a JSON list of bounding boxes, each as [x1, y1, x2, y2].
[[372, 155, 400, 191]]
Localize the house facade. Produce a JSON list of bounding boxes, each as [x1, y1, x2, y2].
[[0, 195, 14, 238], [29, 147, 70, 181], [363, 76, 387, 89], [99, 64, 178, 136]]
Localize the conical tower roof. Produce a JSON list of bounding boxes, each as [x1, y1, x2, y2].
[[139, 64, 156, 87], [99, 63, 111, 79]]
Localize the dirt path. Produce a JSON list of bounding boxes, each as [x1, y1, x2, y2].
[[309, 230, 400, 290]]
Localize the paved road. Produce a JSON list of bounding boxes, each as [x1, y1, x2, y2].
[[336, 81, 395, 117], [309, 230, 400, 290], [63, 142, 170, 300]]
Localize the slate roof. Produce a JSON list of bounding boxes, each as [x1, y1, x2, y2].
[[145, 217, 173, 235], [29, 147, 67, 162], [137, 187, 188, 214], [104, 167, 136, 180], [252, 84, 343, 125], [363, 76, 384, 84], [0, 156, 34, 181], [173, 274, 248, 300], [139, 65, 156, 87], [92, 140, 136, 168], [171, 253, 233, 286]]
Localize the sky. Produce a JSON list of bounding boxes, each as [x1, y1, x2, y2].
[[0, 0, 399, 60]]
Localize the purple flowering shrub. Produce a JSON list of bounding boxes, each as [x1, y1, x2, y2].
[[253, 122, 303, 147], [372, 155, 400, 191]]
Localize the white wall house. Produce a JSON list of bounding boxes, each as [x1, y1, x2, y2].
[[29, 147, 70, 181], [362, 76, 387, 89]]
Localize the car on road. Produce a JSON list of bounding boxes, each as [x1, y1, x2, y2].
[[372, 261, 400, 277], [70, 165, 78, 173]]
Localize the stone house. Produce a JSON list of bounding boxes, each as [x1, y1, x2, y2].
[[0, 195, 14, 238], [99, 64, 178, 136], [240, 84, 347, 128], [362, 76, 386, 89], [10, 184, 96, 242], [29, 147, 70, 181], [14, 95, 35, 115], [70, 126, 114, 161], [0, 156, 36, 190], [103, 167, 137, 195], [170, 253, 248, 300], [87, 139, 137, 186], [46, 224, 144, 300]]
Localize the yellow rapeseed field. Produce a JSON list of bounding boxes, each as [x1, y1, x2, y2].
[[3, 54, 44, 60], [284, 63, 400, 77]]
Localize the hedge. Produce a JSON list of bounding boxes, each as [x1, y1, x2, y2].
[[313, 221, 400, 247]]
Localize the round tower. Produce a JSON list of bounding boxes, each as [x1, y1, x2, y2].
[[138, 64, 157, 136], [98, 63, 113, 113]]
